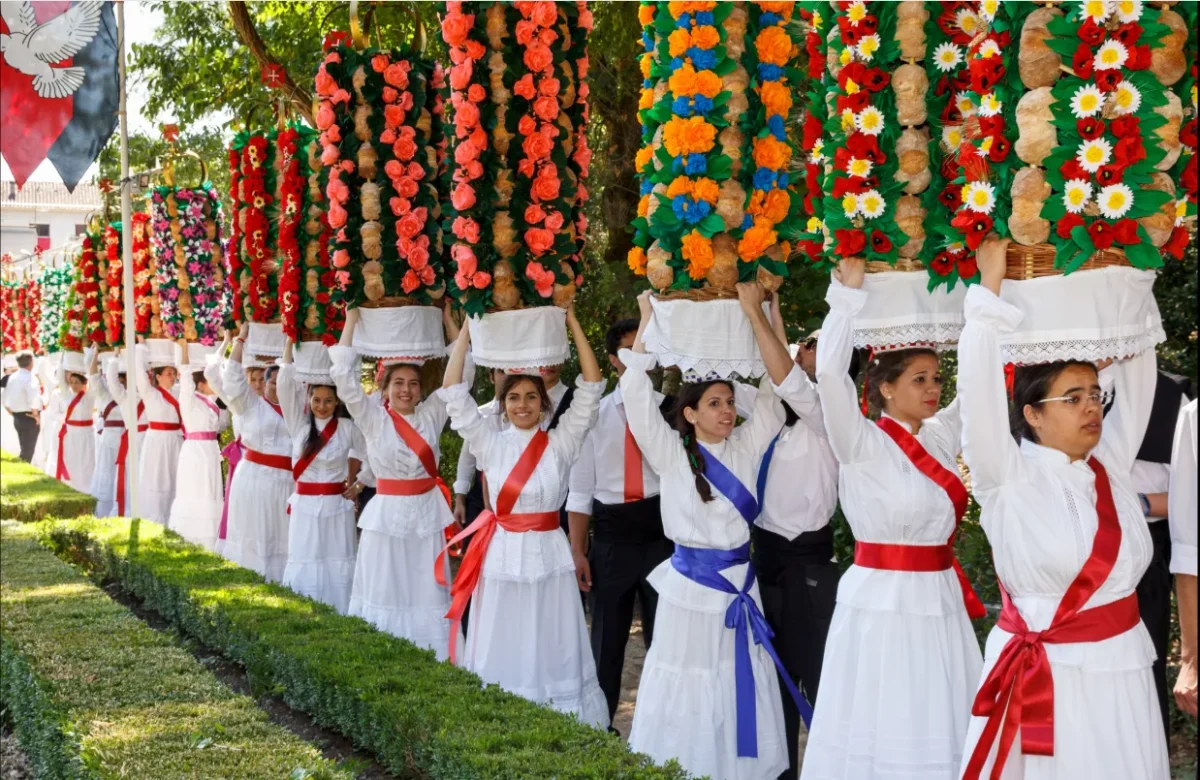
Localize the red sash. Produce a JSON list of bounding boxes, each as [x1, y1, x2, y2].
[[292, 415, 338, 481], [115, 401, 147, 516], [243, 447, 292, 471], [624, 424, 644, 502], [387, 408, 453, 508], [963, 457, 1139, 779], [874, 417, 987, 619], [435, 429, 557, 664], [156, 385, 184, 434], [102, 400, 118, 422], [56, 391, 86, 481], [295, 481, 344, 496]]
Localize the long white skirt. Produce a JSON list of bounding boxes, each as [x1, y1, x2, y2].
[[282, 493, 357, 614], [464, 566, 609, 729], [629, 560, 788, 780], [223, 459, 292, 582], [959, 628, 1169, 779], [167, 439, 223, 551], [139, 428, 182, 524], [89, 428, 122, 517], [39, 411, 62, 477], [57, 424, 95, 493], [799, 570, 983, 780]]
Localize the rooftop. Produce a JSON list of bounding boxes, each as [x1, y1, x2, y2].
[[1, 180, 104, 210]]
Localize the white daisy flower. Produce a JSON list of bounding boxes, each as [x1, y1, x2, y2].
[[978, 92, 1003, 117], [1082, 0, 1112, 23], [1094, 40, 1128, 71], [980, 0, 1000, 22], [942, 125, 964, 151], [847, 1, 867, 25], [1111, 80, 1142, 115], [1077, 138, 1113, 172], [1063, 179, 1094, 214], [1115, 0, 1141, 22], [857, 33, 881, 61], [847, 157, 873, 178], [842, 193, 860, 218], [933, 43, 964, 73], [811, 139, 826, 164], [1070, 84, 1105, 118], [1097, 183, 1134, 219], [955, 92, 977, 117], [978, 39, 1001, 60], [840, 108, 856, 131], [963, 181, 997, 214], [956, 8, 981, 36], [855, 106, 884, 136], [858, 190, 886, 219]]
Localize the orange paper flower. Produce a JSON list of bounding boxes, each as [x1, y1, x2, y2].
[[753, 136, 792, 172], [628, 245, 648, 276], [663, 116, 717, 157], [738, 222, 778, 262], [756, 25, 794, 66], [681, 229, 714, 279]]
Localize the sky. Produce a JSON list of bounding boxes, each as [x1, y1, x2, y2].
[[0, 1, 163, 184]]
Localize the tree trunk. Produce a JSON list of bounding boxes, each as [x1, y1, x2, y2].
[[228, 1, 315, 125]]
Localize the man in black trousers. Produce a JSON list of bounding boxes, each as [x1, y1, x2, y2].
[[3, 352, 42, 462], [567, 319, 675, 730]]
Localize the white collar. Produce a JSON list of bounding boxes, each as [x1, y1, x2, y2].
[[880, 412, 915, 435], [1019, 438, 1094, 471]]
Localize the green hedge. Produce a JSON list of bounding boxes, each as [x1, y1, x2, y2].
[[0, 521, 353, 780], [0, 452, 96, 522], [34, 515, 690, 780]]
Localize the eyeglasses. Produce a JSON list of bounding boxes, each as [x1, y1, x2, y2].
[[1037, 391, 1108, 407], [803, 337, 818, 349]]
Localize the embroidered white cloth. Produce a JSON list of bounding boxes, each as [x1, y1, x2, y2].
[[246, 321, 286, 357], [292, 341, 334, 385], [468, 306, 571, 370], [853, 271, 968, 350], [352, 305, 445, 360], [643, 297, 771, 380], [144, 338, 176, 368]]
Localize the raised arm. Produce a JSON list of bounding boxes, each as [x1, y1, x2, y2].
[[958, 237, 1025, 494], [1170, 400, 1197, 577], [177, 355, 197, 417], [730, 366, 788, 457], [328, 311, 385, 436], [133, 343, 153, 400], [276, 363, 309, 437], [815, 259, 878, 465], [738, 282, 794, 388], [105, 353, 127, 406], [1094, 345, 1157, 478]]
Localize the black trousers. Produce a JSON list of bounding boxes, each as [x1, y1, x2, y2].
[[12, 412, 39, 463], [588, 498, 674, 723], [751, 524, 841, 780], [1136, 519, 1172, 750]]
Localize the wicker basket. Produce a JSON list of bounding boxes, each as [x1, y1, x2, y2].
[[653, 286, 739, 302], [866, 258, 926, 273], [358, 295, 420, 309], [1004, 243, 1130, 281]]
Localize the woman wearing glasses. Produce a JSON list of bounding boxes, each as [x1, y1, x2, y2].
[[955, 237, 1168, 779]]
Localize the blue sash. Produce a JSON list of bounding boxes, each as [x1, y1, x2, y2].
[[755, 429, 783, 510], [685, 444, 813, 759]]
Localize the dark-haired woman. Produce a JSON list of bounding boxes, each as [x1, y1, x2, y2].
[[167, 340, 230, 550], [441, 304, 608, 727], [51, 363, 96, 493], [206, 325, 294, 579], [103, 349, 149, 517], [330, 307, 463, 657], [800, 258, 983, 780], [134, 343, 184, 524], [622, 284, 809, 780], [956, 238, 1167, 779], [277, 339, 364, 614]]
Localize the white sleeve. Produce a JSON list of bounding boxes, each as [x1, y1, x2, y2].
[[959, 285, 1027, 494], [89, 371, 112, 408], [277, 364, 308, 437], [349, 419, 368, 462], [548, 377, 605, 467], [1095, 347, 1157, 478], [731, 366, 789, 457], [454, 439, 478, 495], [443, 382, 500, 471], [106, 358, 127, 406], [566, 428, 598, 515], [1169, 400, 1198, 576], [134, 344, 152, 399], [619, 349, 685, 476], [780, 369, 826, 435], [815, 280, 878, 465], [328, 345, 385, 437], [216, 357, 256, 416]]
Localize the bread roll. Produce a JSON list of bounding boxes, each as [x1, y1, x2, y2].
[[1019, 7, 1063, 89], [1009, 167, 1051, 246], [1015, 87, 1057, 166]]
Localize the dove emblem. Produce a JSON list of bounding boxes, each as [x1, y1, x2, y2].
[[0, 1, 104, 99]]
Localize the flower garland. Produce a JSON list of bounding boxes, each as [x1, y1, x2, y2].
[[822, 1, 907, 266], [21, 276, 41, 353], [1167, 5, 1196, 256], [794, 2, 829, 269], [77, 228, 105, 345], [229, 131, 277, 323], [36, 264, 71, 354], [301, 126, 345, 344], [0, 276, 15, 353], [149, 185, 227, 344], [102, 221, 125, 347], [59, 244, 86, 352], [627, 2, 661, 281], [940, 2, 1017, 284], [132, 211, 156, 338], [225, 142, 245, 327], [568, 4, 593, 286], [316, 40, 443, 309], [1040, 2, 1173, 272]]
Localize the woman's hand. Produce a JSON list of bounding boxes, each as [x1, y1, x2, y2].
[[736, 281, 766, 315], [834, 256, 865, 290], [977, 234, 1009, 296], [565, 301, 579, 328]]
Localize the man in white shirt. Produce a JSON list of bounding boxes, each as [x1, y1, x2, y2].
[[3, 352, 42, 462], [567, 319, 676, 727], [1169, 398, 1197, 718]]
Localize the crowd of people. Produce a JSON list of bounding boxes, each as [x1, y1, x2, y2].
[[1, 238, 1196, 780]]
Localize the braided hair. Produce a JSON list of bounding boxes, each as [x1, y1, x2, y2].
[[673, 380, 734, 503]]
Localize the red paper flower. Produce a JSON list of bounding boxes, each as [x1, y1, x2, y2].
[[1077, 117, 1105, 140], [1087, 220, 1115, 250], [870, 230, 892, 253], [833, 228, 866, 257], [1057, 212, 1085, 240]]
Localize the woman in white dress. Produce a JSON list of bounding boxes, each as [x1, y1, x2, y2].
[[956, 238, 1168, 779], [277, 339, 364, 613], [134, 342, 183, 524], [88, 351, 124, 516], [52, 362, 96, 493], [34, 356, 59, 475], [440, 305, 609, 727], [206, 326, 292, 579], [329, 307, 462, 657], [800, 258, 983, 780], [618, 285, 804, 780], [103, 349, 148, 517], [167, 340, 229, 550]]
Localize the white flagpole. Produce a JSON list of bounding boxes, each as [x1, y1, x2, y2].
[[117, 0, 139, 518]]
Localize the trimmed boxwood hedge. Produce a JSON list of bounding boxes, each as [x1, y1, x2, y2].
[[0, 521, 353, 780], [0, 452, 96, 522]]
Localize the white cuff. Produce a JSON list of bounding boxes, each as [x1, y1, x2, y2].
[[1171, 543, 1198, 577], [965, 285, 1024, 333], [565, 493, 593, 515], [618, 348, 657, 373], [825, 280, 868, 315], [439, 383, 471, 403]]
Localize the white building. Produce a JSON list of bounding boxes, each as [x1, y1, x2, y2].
[[0, 180, 103, 272]]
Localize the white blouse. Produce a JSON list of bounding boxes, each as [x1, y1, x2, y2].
[[1169, 399, 1197, 577], [278, 363, 365, 485], [207, 358, 290, 457], [816, 280, 968, 617], [133, 345, 182, 425], [329, 345, 452, 538], [178, 359, 229, 436], [52, 367, 96, 425], [959, 285, 1156, 670], [103, 359, 148, 429], [443, 375, 603, 582], [90, 368, 121, 428]]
